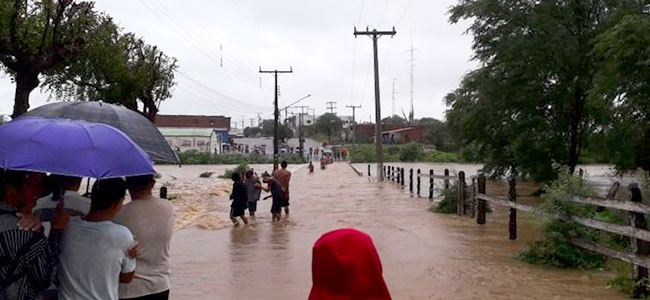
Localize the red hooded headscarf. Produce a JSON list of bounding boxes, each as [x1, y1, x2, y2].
[[309, 228, 392, 300]]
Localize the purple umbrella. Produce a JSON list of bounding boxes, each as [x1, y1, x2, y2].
[[0, 117, 155, 179]]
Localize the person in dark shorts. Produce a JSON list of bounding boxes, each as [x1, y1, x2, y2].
[[274, 161, 292, 215], [244, 169, 262, 218], [229, 173, 249, 226], [261, 172, 283, 221]]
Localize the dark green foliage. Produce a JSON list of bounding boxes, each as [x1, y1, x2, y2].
[[243, 127, 262, 137], [381, 115, 407, 125], [260, 120, 294, 140], [349, 143, 462, 163], [199, 172, 213, 178], [446, 0, 647, 181], [220, 163, 248, 179], [518, 173, 607, 268], [421, 118, 458, 152], [432, 185, 458, 214], [399, 143, 421, 162], [177, 150, 305, 165], [591, 14, 650, 173], [313, 113, 343, 141]]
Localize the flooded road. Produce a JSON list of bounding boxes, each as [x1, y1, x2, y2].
[[163, 162, 624, 299]]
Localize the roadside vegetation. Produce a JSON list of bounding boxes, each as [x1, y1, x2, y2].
[[177, 150, 305, 165], [349, 143, 463, 164]]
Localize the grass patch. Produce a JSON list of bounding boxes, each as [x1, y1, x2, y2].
[[349, 143, 463, 163], [177, 150, 306, 165], [432, 185, 459, 213], [219, 163, 249, 179]]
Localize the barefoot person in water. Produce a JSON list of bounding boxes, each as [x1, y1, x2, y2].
[[229, 173, 249, 226], [274, 161, 292, 216], [261, 172, 284, 221]]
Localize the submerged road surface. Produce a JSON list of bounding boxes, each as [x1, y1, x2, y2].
[[169, 163, 623, 299]]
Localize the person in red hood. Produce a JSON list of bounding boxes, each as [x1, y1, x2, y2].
[[309, 228, 392, 300]]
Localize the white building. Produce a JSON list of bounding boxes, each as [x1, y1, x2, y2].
[[158, 128, 223, 154]]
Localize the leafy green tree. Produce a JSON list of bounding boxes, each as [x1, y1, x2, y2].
[[43, 16, 177, 121], [591, 14, 650, 172], [314, 113, 343, 141], [419, 118, 457, 151], [381, 114, 406, 124], [0, 0, 96, 118], [243, 126, 261, 137], [260, 120, 293, 140], [446, 0, 644, 181]]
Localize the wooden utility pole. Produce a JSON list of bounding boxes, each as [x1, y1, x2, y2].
[[259, 67, 293, 166], [326, 101, 337, 114], [354, 26, 396, 181], [346, 105, 361, 153], [294, 105, 310, 159]]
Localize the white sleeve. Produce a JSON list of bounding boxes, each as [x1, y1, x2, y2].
[[120, 228, 137, 273]]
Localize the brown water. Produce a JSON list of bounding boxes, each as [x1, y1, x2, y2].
[[161, 162, 624, 299]]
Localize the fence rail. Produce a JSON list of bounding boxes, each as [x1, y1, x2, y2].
[[369, 164, 650, 297]]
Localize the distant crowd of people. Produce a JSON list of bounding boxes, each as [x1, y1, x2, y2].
[[0, 170, 174, 300]]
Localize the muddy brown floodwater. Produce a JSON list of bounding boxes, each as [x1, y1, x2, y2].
[[159, 162, 625, 300]]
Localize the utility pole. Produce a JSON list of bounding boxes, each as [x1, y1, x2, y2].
[[249, 118, 254, 128], [392, 78, 397, 118], [326, 101, 337, 114], [354, 26, 396, 181], [241, 115, 245, 129], [259, 66, 293, 167], [257, 113, 262, 127], [346, 105, 361, 154], [408, 41, 416, 123], [294, 105, 309, 159]]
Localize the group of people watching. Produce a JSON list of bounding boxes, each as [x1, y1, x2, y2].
[[229, 161, 292, 225], [0, 169, 174, 300]]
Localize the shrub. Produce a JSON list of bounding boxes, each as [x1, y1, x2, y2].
[[399, 142, 422, 161], [432, 184, 459, 213], [219, 163, 249, 179], [177, 151, 306, 165], [199, 172, 214, 178], [517, 172, 607, 268]]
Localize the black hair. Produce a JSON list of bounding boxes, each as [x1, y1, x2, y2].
[[281, 161, 288, 168], [0, 170, 27, 202], [90, 178, 126, 211], [125, 175, 155, 191], [231, 172, 241, 182]]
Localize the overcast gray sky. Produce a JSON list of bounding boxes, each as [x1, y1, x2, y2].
[[0, 0, 476, 126]]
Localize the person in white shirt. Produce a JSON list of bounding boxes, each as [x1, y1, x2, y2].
[[113, 175, 175, 300], [33, 175, 91, 219], [58, 178, 136, 300]]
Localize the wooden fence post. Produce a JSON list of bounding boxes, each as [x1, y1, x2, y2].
[[458, 171, 466, 215], [383, 165, 386, 178], [429, 170, 434, 199], [401, 168, 405, 187], [397, 167, 401, 184], [392, 166, 395, 182], [444, 169, 450, 190], [471, 177, 477, 218], [477, 174, 486, 224], [160, 186, 168, 200], [368, 164, 371, 176], [630, 184, 650, 298], [509, 176, 517, 240], [409, 169, 413, 192], [417, 169, 421, 196]]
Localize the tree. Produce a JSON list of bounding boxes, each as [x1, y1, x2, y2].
[[446, 0, 643, 181], [43, 16, 177, 121], [243, 126, 261, 137], [591, 13, 650, 172], [421, 118, 456, 152], [0, 0, 96, 118], [260, 120, 293, 141], [314, 113, 343, 141], [381, 114, 406, 124]]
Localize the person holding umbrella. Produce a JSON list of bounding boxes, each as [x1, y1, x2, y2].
[[0, 170, 69, 300]]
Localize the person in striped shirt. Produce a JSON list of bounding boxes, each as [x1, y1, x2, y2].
[[0, 170, 67, 300]]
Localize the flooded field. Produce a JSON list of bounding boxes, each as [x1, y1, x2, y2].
[[160, 162, 625, 299]]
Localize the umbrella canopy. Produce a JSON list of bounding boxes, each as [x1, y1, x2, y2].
[[22, 101, 180, 164], [0, 117, 155, 179]]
